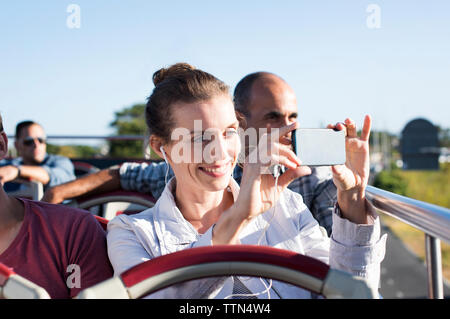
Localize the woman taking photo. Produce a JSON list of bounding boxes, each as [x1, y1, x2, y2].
[[107, 63, 386, 299]]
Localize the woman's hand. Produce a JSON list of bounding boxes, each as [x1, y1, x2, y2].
[[328, 115, 372, 224], [236, 122, 311, 220], [213, 121, 311, 245]]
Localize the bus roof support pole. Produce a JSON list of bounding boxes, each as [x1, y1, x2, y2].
[[425, 235, 443, 299]]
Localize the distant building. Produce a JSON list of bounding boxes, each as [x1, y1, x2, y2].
[[400, 118, 440, 170]]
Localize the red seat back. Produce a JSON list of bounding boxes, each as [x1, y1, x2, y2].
[[94, 215, 109, 231]]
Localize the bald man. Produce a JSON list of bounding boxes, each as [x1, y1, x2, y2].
[[233, 72, 336, 234], [43, 72, 336, 234]]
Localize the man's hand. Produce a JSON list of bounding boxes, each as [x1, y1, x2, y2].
[[328, 115, 372, 224], [41, 168, 122, 204], [42, 186, 65, 204], [0, 165, 20, 185]]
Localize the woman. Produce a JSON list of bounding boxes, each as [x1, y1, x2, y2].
[[107, 63, 386, 298]]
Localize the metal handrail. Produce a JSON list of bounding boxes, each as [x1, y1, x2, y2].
[[6, 135, 146, 141], [365, 186, 450, 243], [365, 185, 450, 299]]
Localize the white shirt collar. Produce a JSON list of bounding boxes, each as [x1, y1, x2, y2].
[[152, 176, 239, 255]]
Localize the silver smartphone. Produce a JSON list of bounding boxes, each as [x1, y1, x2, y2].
[[292, 128, 346, 166]]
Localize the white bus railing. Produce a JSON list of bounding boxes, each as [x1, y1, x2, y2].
[[365, 185, 450, 299], [6, 135, 146, 141]]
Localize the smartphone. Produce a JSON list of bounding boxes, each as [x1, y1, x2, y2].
[[292, 128, 346, 166]]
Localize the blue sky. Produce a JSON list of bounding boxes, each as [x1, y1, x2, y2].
[[1, 1, 449, 144]]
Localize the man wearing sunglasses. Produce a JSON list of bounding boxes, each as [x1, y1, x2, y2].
[[0, 120, 75, 190], [0, 114, 113, 299]]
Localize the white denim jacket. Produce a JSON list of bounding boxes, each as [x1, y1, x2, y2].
[[107, 177, 386, 299]]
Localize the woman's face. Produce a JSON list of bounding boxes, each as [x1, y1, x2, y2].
[[163, 94, 240, 192]]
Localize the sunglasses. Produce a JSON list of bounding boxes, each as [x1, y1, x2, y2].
[[22, 137, 46, 146]]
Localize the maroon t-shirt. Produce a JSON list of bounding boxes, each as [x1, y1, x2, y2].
[[0, 198, 113, 298]]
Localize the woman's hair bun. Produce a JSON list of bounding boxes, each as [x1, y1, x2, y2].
[[152, 62, 196, 86]]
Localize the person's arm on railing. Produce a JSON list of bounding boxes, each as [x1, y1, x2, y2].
[[43, 161, 171, 204], [0, 164, 50, 185], [118, 161, 172, 199], [42, 168, 121, 204]]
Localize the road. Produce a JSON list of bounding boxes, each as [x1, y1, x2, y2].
[[379, 221, 450, 298]]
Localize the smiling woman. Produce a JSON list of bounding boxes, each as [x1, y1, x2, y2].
[[157, 96, 240, 193]]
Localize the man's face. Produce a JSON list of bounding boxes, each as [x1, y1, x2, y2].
[[244, 76, 298, 146], [15, 124, 47, 164]]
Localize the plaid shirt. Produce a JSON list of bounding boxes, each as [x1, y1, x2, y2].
[[119, 162, 336, 235]]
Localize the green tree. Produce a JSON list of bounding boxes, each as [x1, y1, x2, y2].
[[108, 104, 148, 158], [47, 144, 100, 158]]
